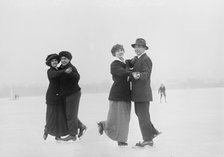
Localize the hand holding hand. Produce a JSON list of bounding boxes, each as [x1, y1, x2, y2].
[[65, 67, 72, 74], [132, 72, 140, 80]]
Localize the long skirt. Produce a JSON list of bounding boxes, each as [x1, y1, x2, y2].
[[103, 100, 131, 143], [45, 104, 68, 137]]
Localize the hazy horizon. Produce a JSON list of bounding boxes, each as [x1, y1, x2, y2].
[[0, 0, 223, 86]]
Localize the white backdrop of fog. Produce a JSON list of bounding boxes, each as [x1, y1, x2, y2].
[[0, 0, 223, 86]]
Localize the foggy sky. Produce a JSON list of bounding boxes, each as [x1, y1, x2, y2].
[[0, 0, 223, 86]]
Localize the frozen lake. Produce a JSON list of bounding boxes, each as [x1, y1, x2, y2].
[[0, 88, 223, 157]]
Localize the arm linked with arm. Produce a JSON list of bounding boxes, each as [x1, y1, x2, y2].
[[47, 69, 65, 79], [111, 62, 132, 77], [66, 67, 80, 81], [125, 57, 138, 68]]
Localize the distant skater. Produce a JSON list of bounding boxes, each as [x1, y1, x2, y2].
[[158, 84, 166, 103], [97, 44, 132, 146], [15, 94, 19, 100]]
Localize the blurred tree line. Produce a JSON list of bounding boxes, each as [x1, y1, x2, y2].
[[0, 78, 224, 98]]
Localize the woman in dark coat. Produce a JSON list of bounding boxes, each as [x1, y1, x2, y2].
[[97, 44, 132, 146], [43, 54, 69, 140]]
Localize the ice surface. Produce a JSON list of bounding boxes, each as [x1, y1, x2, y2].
[[0, 88, 223, 157]]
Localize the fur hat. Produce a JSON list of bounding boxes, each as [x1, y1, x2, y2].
[[131, 38, 149, 50], [59, 51, 72, 60], [111, 44, 124, 56], [45, 54, 60, 66]]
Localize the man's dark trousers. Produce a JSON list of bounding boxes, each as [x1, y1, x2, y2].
[[134, 101, 157, 141]]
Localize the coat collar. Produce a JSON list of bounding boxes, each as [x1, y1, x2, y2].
[[137, 52, 146, 59], [113, 57, 125, 64]]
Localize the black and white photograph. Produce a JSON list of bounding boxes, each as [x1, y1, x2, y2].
[[0, 0, 223, 157]]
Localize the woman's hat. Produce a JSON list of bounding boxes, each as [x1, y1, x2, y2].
[[111, 44, 124, 56], [59, 51, 72, 60], [131, 38, 149, 50], [45, 54, 60, 66]]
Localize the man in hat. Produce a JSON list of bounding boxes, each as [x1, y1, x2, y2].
[[130, 38, 161, 147], [58, 51, 87, 141]]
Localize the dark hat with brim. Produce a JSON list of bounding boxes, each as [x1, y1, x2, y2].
[[59, 51, 72, 60], [131, 38, 149, 50], [45, 54, 60, 66]]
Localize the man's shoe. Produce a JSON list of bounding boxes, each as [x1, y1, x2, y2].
[[135, 141, 153, 147], [97, 122, 104, 135], [61, 135, 77, 141], [78, 125, 87, 138], [118, 142, 128, 146]]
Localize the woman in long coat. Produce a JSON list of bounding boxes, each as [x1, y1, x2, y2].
[[97, 44, 132, 146], [43, 54, 69, 140]]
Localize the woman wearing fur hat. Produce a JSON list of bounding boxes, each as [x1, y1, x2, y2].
[[43, 54, 70, 140], [58, 51, 87, 141], [97, 44, 132, 146]]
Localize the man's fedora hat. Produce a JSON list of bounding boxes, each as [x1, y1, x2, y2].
[[131, 38, 149, 50]]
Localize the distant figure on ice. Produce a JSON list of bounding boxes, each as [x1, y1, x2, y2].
[[9, 86, 19, 100], [14, 94, 19, 100], [130, 38, 161, 147], [97, 44, 132, 146], [158, 83, 167, 103], [58, 51, 87, 141], [43, 53, 69, 140]]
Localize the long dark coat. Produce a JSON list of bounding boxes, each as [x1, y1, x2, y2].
[[109, 60, 132, 101], [131, 53, 153, 102], [46, 67, 65, 105], [59, 63, 81, 96], [45, 67, 68, 137]]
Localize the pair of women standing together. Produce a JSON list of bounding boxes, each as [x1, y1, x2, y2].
[[44, 51, 86, 141]]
